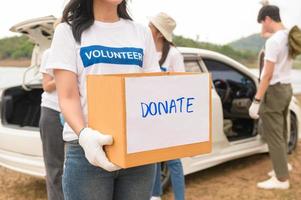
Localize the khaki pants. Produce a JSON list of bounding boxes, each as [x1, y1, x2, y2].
[[259, 83, 293, 179]]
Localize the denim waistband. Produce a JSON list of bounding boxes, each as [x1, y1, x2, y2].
[[65, 140, 79, 145]]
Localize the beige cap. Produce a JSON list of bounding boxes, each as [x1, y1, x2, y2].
[[150, 12, 176, 42]]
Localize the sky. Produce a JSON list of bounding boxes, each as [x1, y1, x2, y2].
[[0, 0, 300, 44]]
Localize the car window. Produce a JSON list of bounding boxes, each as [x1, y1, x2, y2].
[[184, 61, 202, 72], [203, 59, 251, 84], [203, 58, 256, 101]]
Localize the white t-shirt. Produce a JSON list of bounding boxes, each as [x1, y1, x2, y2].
[[39, 48, 60, 112], [262, 29, 292, 85], [46, 19, 160, 141], [158, 46, 185, 72]]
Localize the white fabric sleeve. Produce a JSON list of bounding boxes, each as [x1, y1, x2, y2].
[[142, 27, 160, 72], [39, 48, 53, 75], [46, 23, 77, 74], [264, 39, 280, 63], [170, 49, 186, 72]]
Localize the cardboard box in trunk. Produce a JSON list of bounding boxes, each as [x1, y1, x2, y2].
[[87, 72, 211, 168]]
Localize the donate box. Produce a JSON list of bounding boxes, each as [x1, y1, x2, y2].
[[87, 72, 212, 168]]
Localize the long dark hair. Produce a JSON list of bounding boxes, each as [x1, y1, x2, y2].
[[62, 0, 132, 43], [159, 38, 173, 67]]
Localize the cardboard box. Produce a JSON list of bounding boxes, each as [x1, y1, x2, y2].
[[87, 72, 212, 168]]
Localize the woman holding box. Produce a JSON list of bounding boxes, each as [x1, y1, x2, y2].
[[148, 12, 186, 200], [46, 0, 160, 199]]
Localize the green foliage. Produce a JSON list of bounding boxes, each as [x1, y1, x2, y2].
[[7, 33, 299, 69], [0, 36, 34, 60], [228, 34, 265, 52], [174, 35, 258, 67]]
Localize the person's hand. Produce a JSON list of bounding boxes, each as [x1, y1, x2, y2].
[[78, 128, 120, 171], [249, 101, 260, 119]]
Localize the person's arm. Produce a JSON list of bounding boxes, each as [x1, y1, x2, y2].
[[143, 27, 160, 72], [40, 49, 55, 92], [170, 49, 185, 72], [249, 60, 275, 119], [255, 60, 275, 100], [54, 69, 85, 135], [42, 73, 56, 93], [48, 24, 119, 171], [249, 37, 280, 119], [54, 69, 119, 171]]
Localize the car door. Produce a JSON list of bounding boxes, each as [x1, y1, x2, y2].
[[184, 56, 226, 152], [201, 56, 265, 146], [178, 55, 230, 175]]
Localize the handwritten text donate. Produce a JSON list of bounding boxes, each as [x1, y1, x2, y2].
[[141, 97, 195, 118]]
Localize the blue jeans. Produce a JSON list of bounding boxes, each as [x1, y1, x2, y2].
[[63, 141, 156, 200], [152, 159, 185, 200], [59, 113, 65, 126]]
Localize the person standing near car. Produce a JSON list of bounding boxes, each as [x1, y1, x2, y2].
[[39, 19, 65, 200], [46, 0, 160, 199], [249, 5, 293, 190], [148, 12, 186, 200]]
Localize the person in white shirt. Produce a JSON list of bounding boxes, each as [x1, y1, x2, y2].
[[148, 12, 185, 200], [249, 5, 293, 190], [46, 0, 160, 199], [39, 47, 64, 200]]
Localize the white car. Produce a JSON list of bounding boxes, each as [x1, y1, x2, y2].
[[0, 16, 300, 186]]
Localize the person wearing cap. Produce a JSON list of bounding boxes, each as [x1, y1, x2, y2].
[[249, 5, 293, 189], [148, 12, 186, 200]]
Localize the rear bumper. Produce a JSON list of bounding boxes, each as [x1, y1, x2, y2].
[[0, 148, 45, 177], [0, 125, 45, 177]]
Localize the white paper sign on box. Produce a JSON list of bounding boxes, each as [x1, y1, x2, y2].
[[125, 73, 210, 154]]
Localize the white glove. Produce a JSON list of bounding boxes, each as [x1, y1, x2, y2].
[[249, 101, 260, 119], [78, 128, 120, 172]]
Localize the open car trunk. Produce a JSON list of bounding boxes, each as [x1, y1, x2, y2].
[[10, 15, 55, 53], [0, 16, 57, 128], [10, 16, 56, 90], [1, 86, 43, 128]]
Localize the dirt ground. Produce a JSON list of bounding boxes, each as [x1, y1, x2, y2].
[[0, 142, 300, 200], [164, 142, 301, 200]]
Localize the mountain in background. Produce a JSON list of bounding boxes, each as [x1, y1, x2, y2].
[[1, 33, 299, 68], [227, 33, 300, 65], [228, 33, 265, 53], [174, 35, 257, 62], [0, 35, 258, 65]]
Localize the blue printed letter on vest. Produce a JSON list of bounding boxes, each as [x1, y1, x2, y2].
[[80, 45, 144, 68]]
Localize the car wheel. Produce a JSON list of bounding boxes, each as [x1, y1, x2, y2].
[[288, 112, 298, 154], [161, 162, 171, 191]]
